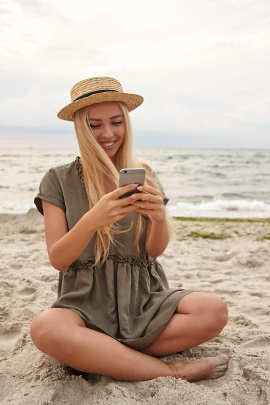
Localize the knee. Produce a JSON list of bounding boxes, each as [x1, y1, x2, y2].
[[202, 295, 228, 336], [30, 310, 66, 354], [31, 311, 54, 351]]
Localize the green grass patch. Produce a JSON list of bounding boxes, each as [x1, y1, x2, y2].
[[173, 217, 270, 223], [234, 231, 241, 236], [257, 235, 270, 241], [186, 231, 230, 240]]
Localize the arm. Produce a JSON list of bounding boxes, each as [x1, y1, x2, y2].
[[145, 216, 170, 258], [43, 201, 97, 271], [130, 185, 170, 258], [43, 183, 141, 271]]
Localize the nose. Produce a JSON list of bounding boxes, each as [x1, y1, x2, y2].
[[101, 124, 114, 139]]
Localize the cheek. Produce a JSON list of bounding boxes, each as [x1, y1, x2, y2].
[[119, 126, 126, 140], [91, 129, 101, 140]]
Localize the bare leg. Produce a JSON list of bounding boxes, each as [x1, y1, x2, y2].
[[143, 292, 228, 356], [167, 355, 230, 382], [30, 305, 229, 382], [31, 308, 173, 381]]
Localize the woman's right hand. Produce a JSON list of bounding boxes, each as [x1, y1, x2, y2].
[[42, 184, 141, 271], [89, 183, 141, 228]]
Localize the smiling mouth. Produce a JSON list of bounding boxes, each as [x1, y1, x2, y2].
[[99, 140, 117, 150], [102, 141, 115, 146]]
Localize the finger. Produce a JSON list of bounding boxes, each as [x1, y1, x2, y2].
[[134, 207, 156, 217], [131, 192, 162, 204], [118, 192, 143, 207], [121, 204, 139, 215], [116, 184, 139, 197], [116, 203, 139, 219], [132, 201, 156, 210], [137, 185, 161, 196], [111, 184, 139, 199]]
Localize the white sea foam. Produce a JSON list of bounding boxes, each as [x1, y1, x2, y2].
[[1, 148, 270, 218], [167, 199, 270, 218], [0, 200, 35, 214]]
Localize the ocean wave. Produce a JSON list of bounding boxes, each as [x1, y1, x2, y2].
[[1, 148, 270, 218], [1, 198, 270, 219], [0, 201, 35, 214], [167, 199, 270, 218]]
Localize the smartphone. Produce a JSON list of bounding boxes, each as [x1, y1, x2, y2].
[[119, 168, 145, 199]]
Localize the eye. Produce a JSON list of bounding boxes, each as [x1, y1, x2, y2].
[[89, 124, 100, 128], [112, 121, 123, 125]]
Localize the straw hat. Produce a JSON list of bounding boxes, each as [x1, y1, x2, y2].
[[57, 77, 144, 121]]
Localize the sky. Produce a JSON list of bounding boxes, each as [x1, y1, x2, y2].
[[0, 0, 270, 149]]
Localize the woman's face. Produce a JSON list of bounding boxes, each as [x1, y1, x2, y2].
[[86, 102, 125, 160]]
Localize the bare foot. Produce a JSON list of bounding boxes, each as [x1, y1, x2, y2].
[[166, 354, 230, 382]]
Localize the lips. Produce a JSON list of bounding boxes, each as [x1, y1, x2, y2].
[[99, 140, 117, 150]]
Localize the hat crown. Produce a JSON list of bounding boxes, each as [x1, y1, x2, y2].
[[57, 76, 143, 121], [70, 77, 123, 102]]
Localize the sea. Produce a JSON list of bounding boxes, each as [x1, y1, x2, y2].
[[1, 148, 270, 219]]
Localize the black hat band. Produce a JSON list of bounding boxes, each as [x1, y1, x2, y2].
[[74, 89, 118, 102]]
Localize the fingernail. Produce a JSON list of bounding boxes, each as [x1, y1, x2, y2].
[[131, 183, 138, 188], [137, 186, 143, 191], [130, 194, 138, 199]]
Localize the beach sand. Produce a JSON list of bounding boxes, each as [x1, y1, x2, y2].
[[0, 209, 269, 405]]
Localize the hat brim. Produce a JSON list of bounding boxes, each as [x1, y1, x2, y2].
[[57, 91, 144, 121]]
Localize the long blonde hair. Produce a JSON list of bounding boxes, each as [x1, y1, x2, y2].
[[74, 102, 169, 265]]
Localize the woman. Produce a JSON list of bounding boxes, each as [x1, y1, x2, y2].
[[31, 77, 229, 382]]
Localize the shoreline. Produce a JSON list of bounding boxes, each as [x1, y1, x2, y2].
[[0, 209, 269, 404], [0, 208, 269, 222], [174, 216, 270, 222]]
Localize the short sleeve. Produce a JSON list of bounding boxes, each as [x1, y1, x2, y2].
[[34, 169, 66, 215], [153, 172, 169, 205], [143, 163, 169, 205]]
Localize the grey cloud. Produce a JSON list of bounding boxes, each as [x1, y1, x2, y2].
[[12, 0, 58, 18], [0, 0, 13, 31], [1, 0, 270, 149]]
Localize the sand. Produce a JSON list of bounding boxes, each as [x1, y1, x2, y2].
[[0, 209, 269, 405]]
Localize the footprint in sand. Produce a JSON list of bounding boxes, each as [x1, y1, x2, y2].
[[39, 274, 57, 283], [214, 252, 237, 262], [249, 306, 270, 316], [0, 281, 15, 289], [12, 331, 29, 356], [242, 366, 269, 403], [10, 263, 23, 270], [0, 281, 16, 298], [0, 306, 11, 321], [232, 314, 257, 328], [0, 328, 22, 359], [241, 335, 269, 349], [18, 287, 37, 296], [236, 256, 263, 268], [248, 292, 263, 298]]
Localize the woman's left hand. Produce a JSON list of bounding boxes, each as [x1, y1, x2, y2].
[[130, 185, 166, 222]]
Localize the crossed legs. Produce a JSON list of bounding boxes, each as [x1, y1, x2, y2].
[[30, 292, 229, 382], [143, 291, 228, 356]]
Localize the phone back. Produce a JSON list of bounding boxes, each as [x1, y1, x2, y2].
[[119, 168, 145, 187]]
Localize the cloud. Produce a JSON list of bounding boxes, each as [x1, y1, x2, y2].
[[0, 0, 270, 148]]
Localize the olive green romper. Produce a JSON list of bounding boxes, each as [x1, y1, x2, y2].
[[34, 158, 191, 351]]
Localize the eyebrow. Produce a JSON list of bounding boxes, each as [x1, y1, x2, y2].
[[87, 114, 124, 121]]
